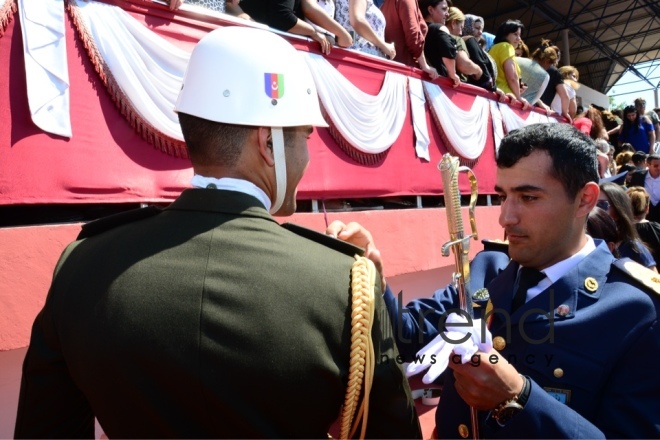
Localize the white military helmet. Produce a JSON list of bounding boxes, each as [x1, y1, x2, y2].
[[175, 26, 327, 128], [175, 26, 327, 214]]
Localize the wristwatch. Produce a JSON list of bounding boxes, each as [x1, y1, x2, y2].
[[490, 375, 530, 427]]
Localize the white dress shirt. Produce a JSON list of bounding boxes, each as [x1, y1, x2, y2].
[[190, 175, 272, 212], [521, 236, 597, 303]]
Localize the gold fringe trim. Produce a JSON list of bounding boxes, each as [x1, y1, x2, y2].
[[424, 86, 480, 168], [339, 256, 376, 440], [0, 0, 17, 38], [67, 1, 189, 159]]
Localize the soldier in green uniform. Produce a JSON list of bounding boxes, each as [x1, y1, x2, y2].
[[14, 27, 421, 439]]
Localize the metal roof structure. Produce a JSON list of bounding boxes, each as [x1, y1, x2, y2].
[[461, 0, 660, 95]]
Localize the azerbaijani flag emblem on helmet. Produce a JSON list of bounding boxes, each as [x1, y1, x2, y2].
[[265, 73, 285, 99]]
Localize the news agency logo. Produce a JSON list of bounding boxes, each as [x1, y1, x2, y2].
[[394, 289, 558, 346]]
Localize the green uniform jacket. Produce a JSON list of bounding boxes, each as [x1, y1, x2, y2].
[[15, 189, 421, 439]]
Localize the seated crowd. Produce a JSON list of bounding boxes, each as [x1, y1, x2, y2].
[[166, 1, 660, 240]]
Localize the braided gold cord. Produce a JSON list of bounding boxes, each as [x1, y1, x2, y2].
[[339, 256, 376, 440]]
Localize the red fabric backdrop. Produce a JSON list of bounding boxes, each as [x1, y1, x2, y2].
[[0, 0, 546, 206]]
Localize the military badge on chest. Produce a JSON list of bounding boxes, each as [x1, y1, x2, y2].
[[544, 387, 572, 404]]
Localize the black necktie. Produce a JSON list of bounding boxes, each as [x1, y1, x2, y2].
[[511, 267, 545, 312]]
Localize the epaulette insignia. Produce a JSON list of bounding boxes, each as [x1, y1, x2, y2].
[[482, 239, 509, 255], [77, 206, 163, 240], [613, 258, 660, 296], [280, 223, 364, 257]]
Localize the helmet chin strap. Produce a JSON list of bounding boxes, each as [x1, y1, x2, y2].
[[269, 127, 287, 215]]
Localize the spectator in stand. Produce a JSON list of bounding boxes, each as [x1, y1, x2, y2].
[[419, 0, 460, 87], [463, 14, 499, 91], [595, 139, 615, 178], [445, 7, 484, 85], [599, 182, 657, 270], [635, 97, 660, 148], [619, 105, 656, 153], [627, 186, 660, 264], [514, 40, 530, 58], [629, 153, 660, 222], [532, 40, 571, 122], [175, 0, 226, 12], [488, 19, 530, 108], [632, 151, 648, 170], [477, 36, 487, 50], [304, 0, 336, 43], [620, 142, 635, 154], [239, 0, 353, 54], [602, 109, 623, 153], [381, 0, 438, 78], [621, 164, 638, 186], [516, 49, 549, 105], [655, 107, 660, 121], [616, 150, 634, 171], [586, 207, 621, 257], [462, 14, 484, 40], [334, 0, 395, 59], [574, 106, 608, 141], [551, 66, 579, 119], [169, 0, 251, 19]]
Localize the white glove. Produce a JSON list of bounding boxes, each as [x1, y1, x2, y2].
[[406, 312, 493, 384]]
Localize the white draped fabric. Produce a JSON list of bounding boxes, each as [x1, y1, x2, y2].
[[72, 0, 189, 141], [499, 103, 557, 133], [22, 0, 559, 159], [490, 101, 504, 156], [423, 81, 490, 160], [408, 77, 430, 161], [302, 52, 408, 154], [18, 0, 71, 137]]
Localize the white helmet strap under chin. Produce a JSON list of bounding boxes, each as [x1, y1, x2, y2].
[[269, 127, 287, 215]]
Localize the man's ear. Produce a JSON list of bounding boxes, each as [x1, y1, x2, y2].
[[577, 181, 600, 217], [257, 127, 275, 167]]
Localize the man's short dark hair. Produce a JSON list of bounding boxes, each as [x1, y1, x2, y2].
[[178, 113, 300, 167], [178, 112, 250, 167], [647, 154, 660, 163], [496, 123, 599, 199]]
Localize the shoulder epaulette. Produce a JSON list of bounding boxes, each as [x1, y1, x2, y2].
[[613, 258, 660, 296], [280, 223, 364, 257], [77, 206, 163, 240], [481, 239, 509, 255]]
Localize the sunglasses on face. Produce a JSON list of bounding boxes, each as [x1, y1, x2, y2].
[[596, 200, 610, 210]]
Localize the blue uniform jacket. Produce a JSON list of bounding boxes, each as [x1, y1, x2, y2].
[[384, 241, 660, 438]]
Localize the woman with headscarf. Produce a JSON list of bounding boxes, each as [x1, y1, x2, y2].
[[461, 14, 498, 92], [445, 7, 486, 86]]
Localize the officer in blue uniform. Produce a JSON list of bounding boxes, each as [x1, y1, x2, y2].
[[330, 123, 660, 438]]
